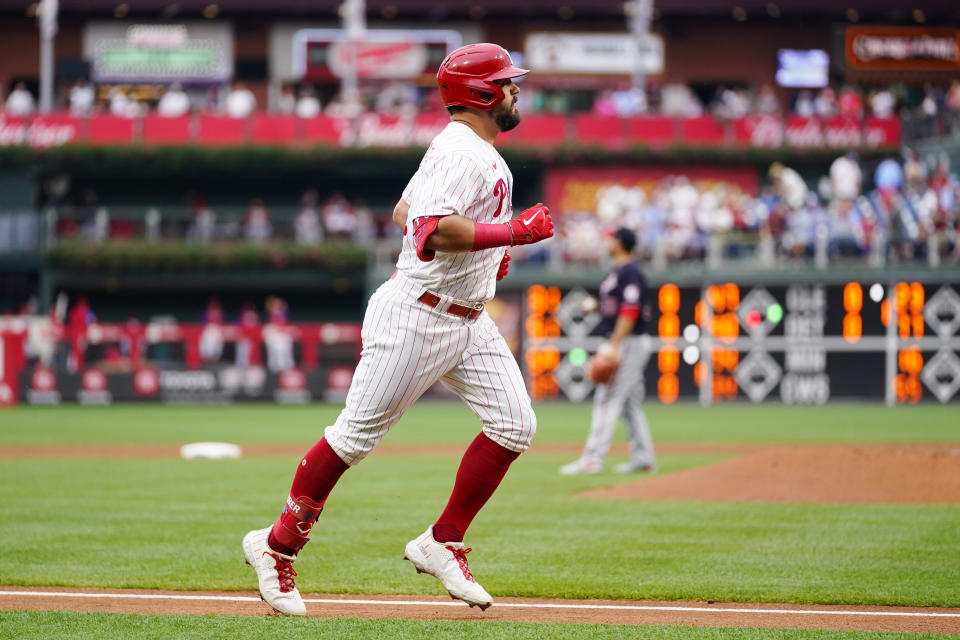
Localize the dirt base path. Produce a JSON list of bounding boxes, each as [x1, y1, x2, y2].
[[1, 587, 958, 633], [584, 445, 960, 504]]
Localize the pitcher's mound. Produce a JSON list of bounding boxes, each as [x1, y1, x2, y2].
[[583, 445, 960, 504]]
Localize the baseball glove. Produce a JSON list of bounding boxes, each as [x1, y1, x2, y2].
[[587, 351, 619, 384]]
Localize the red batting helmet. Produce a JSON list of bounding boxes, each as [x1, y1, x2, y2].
[[437, 43, 529, 111]]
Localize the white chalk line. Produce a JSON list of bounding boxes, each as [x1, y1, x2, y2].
[[0, 590, 958, 619]]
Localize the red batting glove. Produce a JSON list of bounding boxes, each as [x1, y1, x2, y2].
[[508, 203, 553, 246], [496, 251, 511, 280]]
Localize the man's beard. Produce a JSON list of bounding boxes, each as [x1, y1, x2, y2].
[[493, 103, 521, 132]]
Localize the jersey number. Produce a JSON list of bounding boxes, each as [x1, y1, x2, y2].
[[493, 179, 508, 218]]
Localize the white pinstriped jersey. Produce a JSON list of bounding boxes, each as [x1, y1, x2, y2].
[[397, 122, 513, 303]]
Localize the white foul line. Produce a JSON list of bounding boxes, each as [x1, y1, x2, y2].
[[1, 591, 958, 619]]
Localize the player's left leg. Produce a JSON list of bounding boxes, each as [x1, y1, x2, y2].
[[616, 336, 656, 473], [403, 313, 536, 610]]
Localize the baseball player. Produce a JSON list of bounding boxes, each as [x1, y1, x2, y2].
[[243, 43, 554, 616], [560, 227, 656, 475]]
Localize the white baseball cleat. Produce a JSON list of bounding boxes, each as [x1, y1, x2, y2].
[[559, 458, 603, 475], [242, 526, 306, 616], [403, 526, 493, 610], [614, 459, 658, 474]]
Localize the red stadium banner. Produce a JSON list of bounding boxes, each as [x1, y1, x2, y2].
[[0, 114, 80, 148], [303, 115, 349, 144], [823, 116, 862, 148], [680, 116, 727, 146], [574, 114, 626, 149], [734, 114, 783, 147], [142, 114, 192, 145], [783, 115, 825, 148], [251, 114, 298, 145], [86, 115, 136, 145], [627, 116, 675, 148], [0, 112, 903, 150], [513, 113, 567, 145], [197, 114, 247, 146], [862, 117, 901, 148]]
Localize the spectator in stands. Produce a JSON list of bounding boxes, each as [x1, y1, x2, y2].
[[294, 188, 324, 245], [755, 84, 780, 114], [376, 82, 419, 117], [108, 88, 140, 118], [814, 87, 837, 119], [903, 149, 929, 195], [200, 298, 225, 363], [321, 193, 358, 240], [828, 152, 866, 257], [295, 86, 322, 119], [793, 89, 815, 117], [277, 85, 296, 115], [68, 80, 95, 116], [868, 87, 896, 119], [4, 82, 35, 116], [225, 82, 256, 119], [874, 158, 903, 196], [544, 90, 572, 114], [919, 85, 939, 138], [88, 207, 110, 244], [592, 90, 618, 117], [187, 193, 216, 244], [67, 296, 95, 372], [235, 302, 261, 370], [945, 80, 960, 136], [783, 193, 827, 259], [157, 83, 190, 118], [325, 92, 364, 119], [829, 200, 867, 258], [769, 162, 808, 212], [244, 197, 273, 245], [829, 151, 862, 204], [611, 87, 647, 117], [352, 200, 376, 243], [837, 85, 863, 119], [660, 84, 701, 117], [716, 87, 750, 118], [928, 154, 960, 260], [663, 177, 702, 259], [264, 296, 295, 373]]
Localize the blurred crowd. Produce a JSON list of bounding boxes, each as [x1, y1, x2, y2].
[[53, 188, 383, 246], [0, 80, 421, 121], [8, 294, 304, 374], [555, 151, 960, 266], [4, 79, 960, 137], [39, 151, 960, 268]]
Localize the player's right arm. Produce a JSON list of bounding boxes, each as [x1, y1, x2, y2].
[[407, 152, 554, 261], [414, 205, 553, 257]]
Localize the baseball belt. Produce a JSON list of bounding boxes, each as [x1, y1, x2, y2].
[[392, 271, 484, 320]]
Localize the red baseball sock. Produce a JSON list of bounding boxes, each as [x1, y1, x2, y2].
[[433, 432, 521, 543], [268, 438, 349, 556]]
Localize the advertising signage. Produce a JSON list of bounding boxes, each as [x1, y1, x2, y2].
[[84, 22, 234, 83], [846, 26, 960, 72]]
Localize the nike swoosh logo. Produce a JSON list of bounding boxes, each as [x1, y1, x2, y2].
[[522, 210, 541, 225]]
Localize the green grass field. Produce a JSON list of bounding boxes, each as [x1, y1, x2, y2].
[[1, 402, 958, 639], [0, 611, 955, 640]]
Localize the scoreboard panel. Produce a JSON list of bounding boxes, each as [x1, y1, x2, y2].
[[522, 279, 960, 405]]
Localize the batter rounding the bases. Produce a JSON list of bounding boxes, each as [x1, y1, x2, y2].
[[242, 43, 554, 616]]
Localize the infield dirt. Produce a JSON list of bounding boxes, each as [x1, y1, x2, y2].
[[582, 445, 960, 504], [2, 587, 959, 633]]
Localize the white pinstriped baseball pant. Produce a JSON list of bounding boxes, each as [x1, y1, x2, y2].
[[581, 334, 655, 465], [324, 272, 537, 465]]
